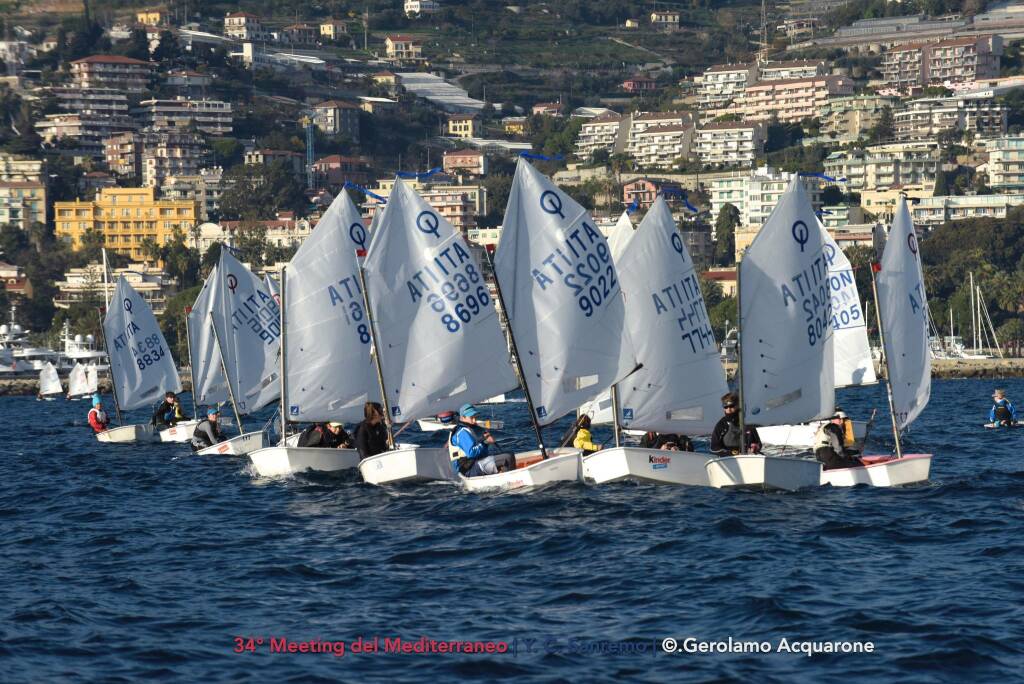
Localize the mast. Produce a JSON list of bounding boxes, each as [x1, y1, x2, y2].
[[970, 271, 977, 353], [209, 311, 245, 435], [484, 247, 548, 459], [184, 306, 198, 419], [96, 306, 123, 425], [101, 248, 112, 308], [357, 256, 395, 449], [610, 384, 621, 448], [278, 267, 288, 440], [869, 257, 903, 459], [736, 259, 747, 455]]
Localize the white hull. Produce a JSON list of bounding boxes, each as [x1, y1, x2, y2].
[[582, 447, 711, 486], [460, 449, 581, 493], [359, 446, 455, 485], [757, 419, 867, 448], [249, 446, 361, 477], [197, 431, 266, 456], [158, 420, 201, 443], [706, 455, 822, 491], [821, 453, 932, 487], [95, 424, 157, 444]]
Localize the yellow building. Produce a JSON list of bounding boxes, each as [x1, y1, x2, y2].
[[135, 9, 168, 26], [55, 187, 198, 262], [447, 114, 479, 139], [320, 19, 348, 41]]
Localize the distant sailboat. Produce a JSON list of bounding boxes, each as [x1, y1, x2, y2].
[[67, 362, 90, 399], [97, 276, 182, 443], [38, 361, 62, 400]]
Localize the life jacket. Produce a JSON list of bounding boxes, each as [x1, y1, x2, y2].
[[994, 403, 1013, 423], [815, 423, 842, 451], [722, 422, 743, 450], [842, 418, 856, 446]]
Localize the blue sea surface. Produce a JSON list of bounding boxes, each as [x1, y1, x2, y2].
[[2, 377, 1024, 682]]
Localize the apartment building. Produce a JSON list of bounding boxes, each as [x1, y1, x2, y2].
[[758, 59, 825, 81], [881, 35, 1002, 92], [160, 167, 225, 222], [281, 23, 318, 45], [447, 114, 479, 139], [575, 112, 628, 160], [739, 75, 854, 124], [244, 149, 305, 177], [695, 121, 766, 168], [55, 187, 199, 262], [369, 177, 488, 220], [622, 178, 685, 211], [405, 0, 440, 15], [911, 194, 1024, 227], [320, 20, 348, 40], [629, 125, 693, 169], [986, 135, 1024, 191], [698, 63, 757, 110], [133, 97, 233, 136], [650, 10, 681, 29], [70, 55, 152, 92], [502, 116, 527, 136], [0, 153, 43, 182], [823, 142, 941, 192], [0, 180, 46, 230], [141, 132, 209, 188], [215, 214, 314, 252], [443, 149, 487, 177], [312, 100, 361, 141], [34, 113, 137, 156], [821, 95, 896, 142], [385, 35, 423, 62], [52, 87, 129, 116], [56, 263, 178, 314], [224, 12, 269, 41], [893, 95, 1006, 141]]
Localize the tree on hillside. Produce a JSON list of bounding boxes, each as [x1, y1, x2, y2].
[[219, 162, 307, 220], [714, 203, 740, 266]]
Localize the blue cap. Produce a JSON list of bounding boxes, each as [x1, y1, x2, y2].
[[459, 403, 479, 419], [92, 396, 102, 406], [207, 406, 221, 416]]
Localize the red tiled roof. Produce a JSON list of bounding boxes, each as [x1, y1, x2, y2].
[[386, 34, 419, 42], [72, 55, 151, 66]]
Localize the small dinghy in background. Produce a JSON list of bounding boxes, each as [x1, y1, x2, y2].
[[37, 361, 62, 401]]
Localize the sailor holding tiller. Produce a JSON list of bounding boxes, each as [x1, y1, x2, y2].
[[442, 404, 513, 477]]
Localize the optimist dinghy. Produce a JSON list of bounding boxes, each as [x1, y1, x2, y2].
[[198, 430, 267, 457], [38, 361, 62, 400], [577, 198, 729, 486], [159, 420, 200, 443], [249, 190, 381, 477], [822, 197, 933, 487], [459, 448, 581, 492], [98, 276, 182, 444]]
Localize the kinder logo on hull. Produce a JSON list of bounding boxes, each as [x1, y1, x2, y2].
[[649, 454, 670, 470]]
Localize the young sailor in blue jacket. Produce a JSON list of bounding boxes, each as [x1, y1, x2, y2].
[[990, 389, 1017, 426], [444, 404, 512, 477]]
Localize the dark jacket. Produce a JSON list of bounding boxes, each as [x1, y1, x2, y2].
[[710, 414, 760, 456], [191, 419, 224, 450], [354, 420, 389, 460], [298, 423, 351, 449], [152, 399, 180, 426]]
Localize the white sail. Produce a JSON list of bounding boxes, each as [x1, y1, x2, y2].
[[495, 159, 633, 426], [877, 197, 930, 429], [363, 179, 517, 421], [103, 275, 182, 410], [86, 364, 99, 393], [286, 191, 380, 423], [187, 267, 230, 406], [39, 361, 62, 396], [263, 273, 280, 305], [209, 250, 281, 415], [67, 362, 89, 396], [739, 178, 834, 425], [820, 221, 877, 388], [617, 197, 728, 434], [606, 211, 635, 261]]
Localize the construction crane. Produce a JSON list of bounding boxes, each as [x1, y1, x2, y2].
[[300, 115, 315, 190]]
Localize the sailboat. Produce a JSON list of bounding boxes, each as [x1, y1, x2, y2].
[[180, 250, 279, 453], [97, 276, 182, 443], [86, 364, 99, 395], [822, 198, 933, 486], [248, 191, 376, 476], [606, 210, 635, 261], [457, 158, 634, 492], [357, 179, 521, 486], [581, 197, 729, 485], [756, 220, 876, 448], [67, 362, 90, 400], [705, 178, 831, 491], [38, 361, 62, 400]]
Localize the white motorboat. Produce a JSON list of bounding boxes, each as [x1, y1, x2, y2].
[[459, 448, 581, 493], [582, 447, 712, 486], [249, 445, 360, 478], [821, 453, 932, 487], [358, 446, 455, 485], [96, 424, 158, 443], [705, 454, 823, 491], [159, 420, 201, 443], [197, 430, 267, 456]]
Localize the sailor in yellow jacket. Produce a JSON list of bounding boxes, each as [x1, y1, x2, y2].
[[571, 415, 601, 455]]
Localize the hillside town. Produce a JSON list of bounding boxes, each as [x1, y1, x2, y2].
[[1, 0, 1023, 357]]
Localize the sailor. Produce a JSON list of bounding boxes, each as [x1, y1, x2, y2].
[[297, 421, 352, 448], [990, 389, 1017, 427], [151, 391, 184, 428], [814, 413, 863, 470], [354, 402, 389, 460], [190, 407, 225, 451], [447, 404, 512, 477], [571, 414, 601, 456], [656, 434, 694, 452], [833, 408, 858, 452], [87, 396, 110, 433], [710, 392, 761, 456]]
